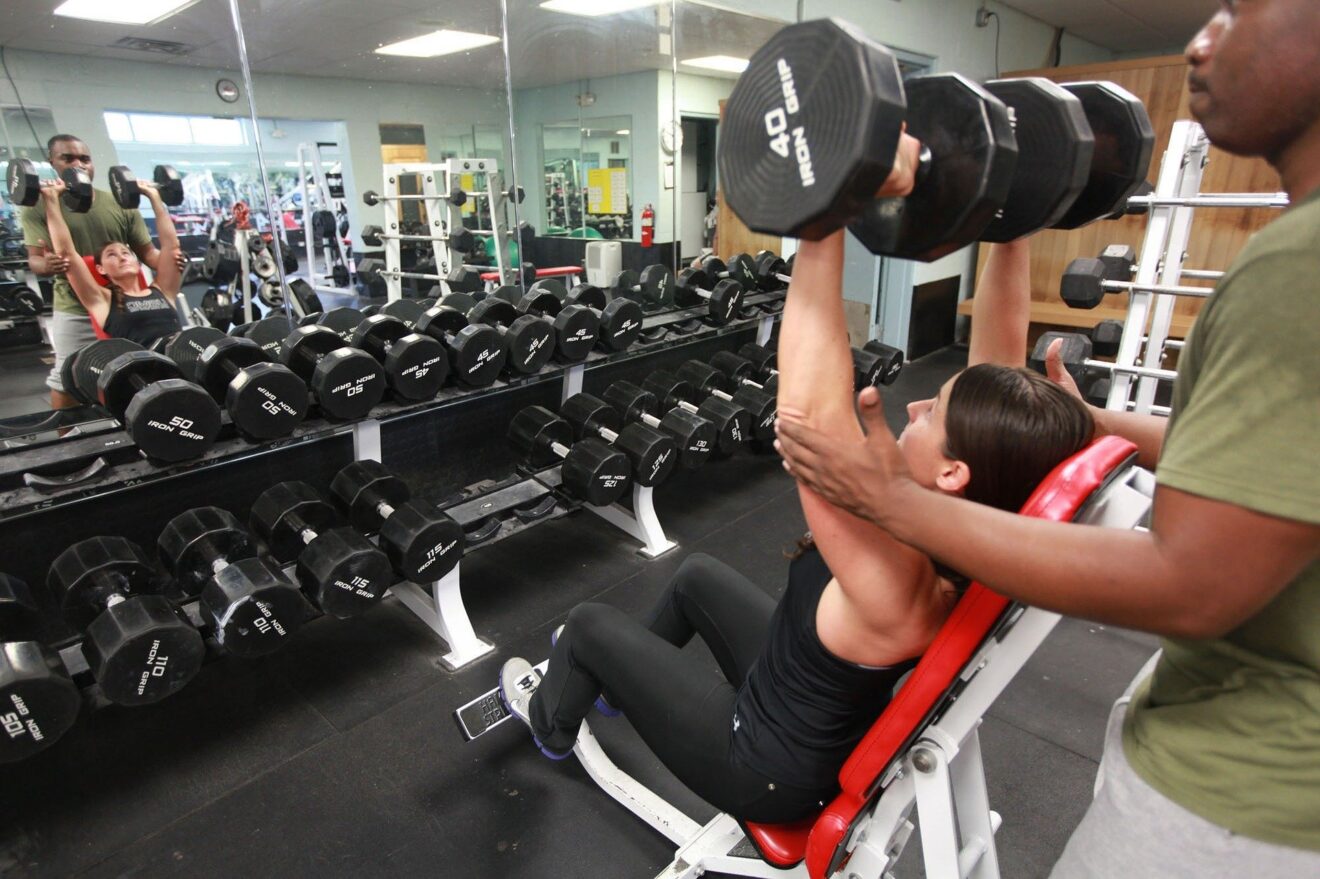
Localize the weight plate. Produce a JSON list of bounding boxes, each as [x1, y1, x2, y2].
[[1053, 81, 1155, 229], [719, 18, 907, 239]]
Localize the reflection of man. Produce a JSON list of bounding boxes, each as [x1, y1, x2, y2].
[[22, 134, 169, 410]]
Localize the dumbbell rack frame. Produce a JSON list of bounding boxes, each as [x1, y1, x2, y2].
[[1103, 120, 1286, 414], [295, 141, 353, 297], [373, 159, 515, 301]]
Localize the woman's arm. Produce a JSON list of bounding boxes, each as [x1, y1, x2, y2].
[[777, 229, 946, 660], [138, 183, 182, 300], [40, 181, 109, 317], [967, 238, 1031, 367]]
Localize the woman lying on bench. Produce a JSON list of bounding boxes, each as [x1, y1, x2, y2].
[[498, 143, 1093, 824]]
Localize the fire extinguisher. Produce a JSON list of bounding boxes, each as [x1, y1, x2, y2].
[[640, 203, 655, 248]]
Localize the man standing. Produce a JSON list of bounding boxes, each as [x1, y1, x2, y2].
[[22, 134, 173, 410], [774, 1, 1320, 875]]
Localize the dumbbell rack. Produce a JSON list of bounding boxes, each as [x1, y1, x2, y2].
[[294, 142, 352, 297], [373, 159, 515, 301], [1102, 120, 1288, 414]]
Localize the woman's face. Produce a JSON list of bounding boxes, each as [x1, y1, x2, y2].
[[97, 243, 139, 281], [896, 375, 959, 490]]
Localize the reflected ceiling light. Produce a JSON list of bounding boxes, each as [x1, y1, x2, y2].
[[540, 0, 657, 17], [681, 55, 750, 73], [53, 0, 199, 25], [375, 29, 500, 58], [616, 129, 630, 135]]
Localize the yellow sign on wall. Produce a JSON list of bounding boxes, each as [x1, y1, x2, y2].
[[586, 168, 628, 215]]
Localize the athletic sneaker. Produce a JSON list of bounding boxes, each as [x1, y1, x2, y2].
[[550, 624, 621, 718], [498, 657, 572, 761]]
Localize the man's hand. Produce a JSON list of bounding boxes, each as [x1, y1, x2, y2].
[[173, 250, 189, 273], [33, 240, 71, 276], [774, 385, 917, 525], [1043, 337, 1084, 400]]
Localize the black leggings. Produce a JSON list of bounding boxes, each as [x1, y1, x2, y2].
[[529, 553, 834, 823]]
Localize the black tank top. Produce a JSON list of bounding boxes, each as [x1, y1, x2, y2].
[[732, 548, 916, 791], [101, 286, 182, 348]]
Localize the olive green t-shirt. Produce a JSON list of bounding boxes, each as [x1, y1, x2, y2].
[[1123, 188, 1320, 851], [21, 188, 152, 315]]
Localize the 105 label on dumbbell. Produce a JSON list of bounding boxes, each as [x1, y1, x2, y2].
[[766, 59, 815, 187]]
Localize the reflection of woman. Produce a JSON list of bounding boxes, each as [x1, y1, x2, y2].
[[40, 177, 184, 347], [499, 144, 1095, 824]]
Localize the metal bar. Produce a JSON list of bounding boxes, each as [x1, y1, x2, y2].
[[1128, 193, 1288, 209], [1087, 358, 1178, 382], [1102, 279, 1214, 298]]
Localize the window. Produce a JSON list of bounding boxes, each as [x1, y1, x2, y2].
[[102, 111, 247, 146]]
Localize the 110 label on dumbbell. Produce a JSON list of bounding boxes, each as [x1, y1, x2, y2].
[[766, 59, 815, 187]]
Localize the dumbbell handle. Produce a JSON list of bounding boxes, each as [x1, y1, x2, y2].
[[708, 388, 736, 404], [210, 557, 231, 576], [550, 441, 572, 459], [592, 426, 621, 444], [374, 499, 397, 520], [637, 412, 663, 431], [673, 400, 700, 417]]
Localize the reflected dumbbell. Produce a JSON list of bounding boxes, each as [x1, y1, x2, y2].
[[47, 537, 204, 706], [674, 269, 744, 324], [0, 573, 81, 763], [464, 296, 556, 375], [602, 381, 716, 471], [555, 282, 643, 353], [158, 508, 307, 657], [242, 315, 295, 359], [65, 339, 222, 462], [7, 158, 92, 212], [608, 265, 676, 309], [157, 326, 309, 440], [508, 406, 632, 507], [494, 283, 600, 362], [279, 326, 386, 420], [250, 482, 395, 619], [107, 164, 184, 209], [351, 314, 448, 400], [330, 461, 464, 584], [561, 393, 678, 488], [413, 304, 506, 387], [643, 370, 750, 455], [676, 359, 777, 441]]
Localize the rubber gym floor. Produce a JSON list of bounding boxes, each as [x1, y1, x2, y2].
[[0, 343, 1160, 878]]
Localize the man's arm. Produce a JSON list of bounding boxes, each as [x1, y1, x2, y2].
[[775, 390, 1320, 639], [967, 238, 1031, 367]]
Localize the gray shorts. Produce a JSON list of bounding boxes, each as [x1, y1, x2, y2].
[[46, 310, 100, 392], [1049, 653, 1320, 878]]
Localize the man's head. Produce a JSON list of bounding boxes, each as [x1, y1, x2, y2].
[[47, 135, 93, 181], [1186, 0, 1320, 163]]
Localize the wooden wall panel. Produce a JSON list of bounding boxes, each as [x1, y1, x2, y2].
[[972, 55, 1282, 336], [713, 99, 781, 260]]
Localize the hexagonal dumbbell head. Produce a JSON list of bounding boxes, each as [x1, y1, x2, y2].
[[602, 381, 715, 471], [561, 393, 677, 488], [46, 537, 204, 706], [351, 315, 448, 401], [0, 574, 82, 764]]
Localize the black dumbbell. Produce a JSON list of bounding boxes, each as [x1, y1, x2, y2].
[[676, 359, 777, 441], [852, 340, 905, 388], [378, 299, 428, 326], [330, 461, 464, 584], [507, 406, 632, 507], [561, 393, 678, 488], [351, 314, 448, 400], [107, 164, 184, 209], [466, 297, 555, 375], [307, 306, 367, 340], [7, 158, 92, 212], [279, 326, 386, 420], [67, 339, 222, 462], [504, 283, 601, 362], [674, 269, 745, 324], [157, 508, 307, 657], [250, 482, 395, 619], [47, 537, 205, 706], [643, 370, 750, 455], [609, 265, 676, 309], [602, 381, 716, 471], [1090, 319, 1124, 358], [753, 252, 793, 291], [0, 573, 81, 763], [159, 327, 309, 440], [560, 283, 643, 352], [710, 350, 778, 395], [699, 254, 759, 292], [413, 305, 506, 387], [244, 314, 295, 357]]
